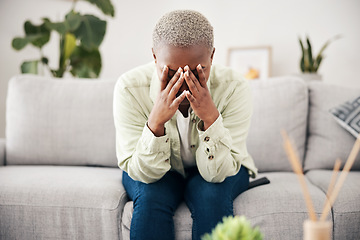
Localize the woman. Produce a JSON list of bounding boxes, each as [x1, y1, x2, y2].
[[113, 9, 258, 240]]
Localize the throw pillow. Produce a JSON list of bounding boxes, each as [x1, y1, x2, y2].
[[329, 96, 360, 138]]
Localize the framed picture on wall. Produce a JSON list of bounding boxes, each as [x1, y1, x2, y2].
[[227, 46, 271, 80]]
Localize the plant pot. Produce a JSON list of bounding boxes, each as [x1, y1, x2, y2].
[[295, 73, 322, 81]]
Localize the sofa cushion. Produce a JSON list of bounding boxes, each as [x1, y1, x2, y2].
[[234, 172, 329, 239], [6, 75, 117, 167], [0, 166, 126, 240], [247, 77, 308, 172], [306, 170, 360, 239], [121, 172, 328, 240], [329, 95, 360, 138], [305, 82, 360, 171]]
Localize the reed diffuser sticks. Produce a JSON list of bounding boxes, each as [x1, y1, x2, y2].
[[320, 137, 360, 221], [282, 130, 360, 222], [322, 159, 341, 210], [281, 130, 317, 221]]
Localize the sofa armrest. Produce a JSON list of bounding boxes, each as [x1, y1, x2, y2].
[[0, 138, 5, 166]]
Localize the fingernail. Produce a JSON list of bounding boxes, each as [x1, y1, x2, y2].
[[197, 64, 202, 69], [178, 67, 182, 73], [180, 72, 184, 78], [163, 65, 167, 71]]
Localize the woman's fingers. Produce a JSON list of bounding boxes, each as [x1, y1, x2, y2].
[[171, 90, 187, 108], [168, 72, 184, 100], [164, 67, 183, 94], [197, 64, 207, 88], [185, 90, 196, 103], [159, 65, 169, 91], [184, 66, 200, 97]]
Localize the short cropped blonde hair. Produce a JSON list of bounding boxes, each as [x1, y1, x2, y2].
[[152, 10, 214, 51]]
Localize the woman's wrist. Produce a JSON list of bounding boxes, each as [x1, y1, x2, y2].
[[147, 119, 165, 137], [203, 111, 219, 131]]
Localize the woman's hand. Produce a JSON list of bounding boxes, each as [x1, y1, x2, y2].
[[184, 64, 219, 131], [148, 66, 186, 136]]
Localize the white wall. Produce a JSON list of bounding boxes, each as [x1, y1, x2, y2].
[[1, 0, 360, 138]]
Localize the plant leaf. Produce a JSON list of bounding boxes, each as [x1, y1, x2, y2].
[[306, 36, 314, 72], [44, 12, 82, 35], [314, 34, 342, 71], [73, 14, 106, 51], [200, 216, 263, 240], [303, 44, 310, 72], [82, 0, 115, 17], [21, 60, 39, 74], [299, 38, 305, 72], [317, 34, 342, 59], [65, 11, 82, 31], [44, 19, 67, 35], [12, 35, 38, 50], [12, 37, 29, 50], [314, 55, 323, 72], [24, 20, 50, 48], [69, 46, 101, 78], [64, 33, 77, 60]]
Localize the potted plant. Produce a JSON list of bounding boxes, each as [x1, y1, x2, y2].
[[201, 215, 263, 240], [298, 34, 341, 81], [11, 0, 114, 78]]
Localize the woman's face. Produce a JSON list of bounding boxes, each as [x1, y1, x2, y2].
[[152, 44, 215, 106]]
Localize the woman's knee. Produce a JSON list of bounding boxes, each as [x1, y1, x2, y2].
[[124, 171, 184, 204], [187, 167, 250, 202], [186, 180, 232, 207], [133, 174, 185, 211], [134, 185, 170, 206]]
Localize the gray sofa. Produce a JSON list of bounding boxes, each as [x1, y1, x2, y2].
[[0, 74, 359, 240]]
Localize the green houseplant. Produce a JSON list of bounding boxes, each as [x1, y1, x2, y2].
[[201, 216, 263, 240], [299, 34, 341, 74], [12, 0, 114, 78]]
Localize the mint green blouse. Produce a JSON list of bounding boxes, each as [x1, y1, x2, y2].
[[113, 62, 258, 183]]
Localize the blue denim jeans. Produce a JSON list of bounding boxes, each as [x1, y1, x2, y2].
[[122, 166, 249, 240]]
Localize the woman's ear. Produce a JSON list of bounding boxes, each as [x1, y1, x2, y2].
[[211, 48, 215, 60], [210, 48, 215, 62], [152, 48, 157, 63]]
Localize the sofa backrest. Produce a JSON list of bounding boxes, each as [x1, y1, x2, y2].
[[247, 77, 308, 172], [304, 82, 360, 171], [9, 74, 356, 172], [6, 75, 309, 171], [6, 75, 117, 167]]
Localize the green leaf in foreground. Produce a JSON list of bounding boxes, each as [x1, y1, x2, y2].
[[201, 216, 263, 240]]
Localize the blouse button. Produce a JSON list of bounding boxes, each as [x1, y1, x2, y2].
[[165, 138, 169, 143], [204, 136, 210, 142], [192, 119, 196, 123], [190, 145, 196, 148], [208, 155, 214, 160], [165, 159, 169, 162]]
